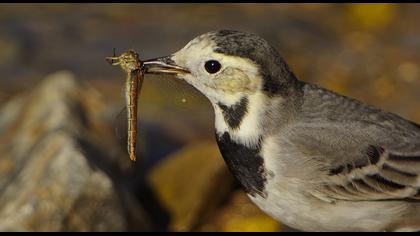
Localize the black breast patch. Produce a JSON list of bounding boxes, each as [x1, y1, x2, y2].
[[216, 132, 268, 198], [217, 97, 249, 130]]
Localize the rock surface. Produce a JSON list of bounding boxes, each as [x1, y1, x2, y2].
[[0, 71, 152, 231]]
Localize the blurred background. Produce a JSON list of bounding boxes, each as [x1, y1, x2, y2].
[[0, 3, 419, 232]]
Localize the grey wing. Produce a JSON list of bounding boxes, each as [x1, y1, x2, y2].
[[286, 119, 420, 202], [323, 145, 420, 201]]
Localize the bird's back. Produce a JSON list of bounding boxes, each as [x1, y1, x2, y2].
[[298, 81, 420, 157]]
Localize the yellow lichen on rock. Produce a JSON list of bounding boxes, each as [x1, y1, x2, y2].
[[148, 141, 235, 231], [199, 190, 282, 232]]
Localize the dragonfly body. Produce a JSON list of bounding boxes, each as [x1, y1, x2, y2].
[[107, 50, 144, 161], [125, 69, 143, 161]]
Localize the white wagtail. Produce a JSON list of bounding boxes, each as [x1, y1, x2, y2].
[[142, 30, 420, 232]]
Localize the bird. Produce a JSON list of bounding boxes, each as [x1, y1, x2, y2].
[[142, 30, 420, 232]]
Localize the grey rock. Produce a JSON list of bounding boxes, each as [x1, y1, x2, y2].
[[0, 71, 152, 231]]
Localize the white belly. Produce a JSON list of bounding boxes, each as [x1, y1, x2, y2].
[[247, 178, 411, 232]]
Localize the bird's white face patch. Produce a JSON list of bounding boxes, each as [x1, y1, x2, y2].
[[171, 34, 263, 106], [170, 33, 271, 148]]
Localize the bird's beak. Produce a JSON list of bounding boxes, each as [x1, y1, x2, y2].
[[143, 56, 190, 75]]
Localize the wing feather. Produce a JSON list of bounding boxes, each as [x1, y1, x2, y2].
[[324, 146, 420, 201]]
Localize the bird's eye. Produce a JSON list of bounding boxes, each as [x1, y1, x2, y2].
[[204, 60, 221, 74]]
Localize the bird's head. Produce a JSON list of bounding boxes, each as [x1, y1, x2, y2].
[[144, 30, 302, 145], [145, 30, 298, 104]]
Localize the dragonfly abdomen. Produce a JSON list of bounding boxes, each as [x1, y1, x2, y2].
[[126, 71, 140, 161]]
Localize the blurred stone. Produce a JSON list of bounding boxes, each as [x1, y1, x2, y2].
[[198, 190, 281, 232], [147, 141, 235, 232], [0, 71, 152, 231], [346, 4, 399, 31], [397, 61, 419, 83], [345, 31, 374, 52], [0, 35, 20, 66], [372, 75, 395, 99]]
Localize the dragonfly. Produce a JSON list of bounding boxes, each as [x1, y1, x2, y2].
[[106, 49, 190, 162]]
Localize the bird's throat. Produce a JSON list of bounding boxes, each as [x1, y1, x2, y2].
[[214, 92, 268, 149], [217, 97, 249, 130]]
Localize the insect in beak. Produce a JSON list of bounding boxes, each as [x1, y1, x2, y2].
[[105, 50, 189, 163], [106, 49, 144, 162]]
